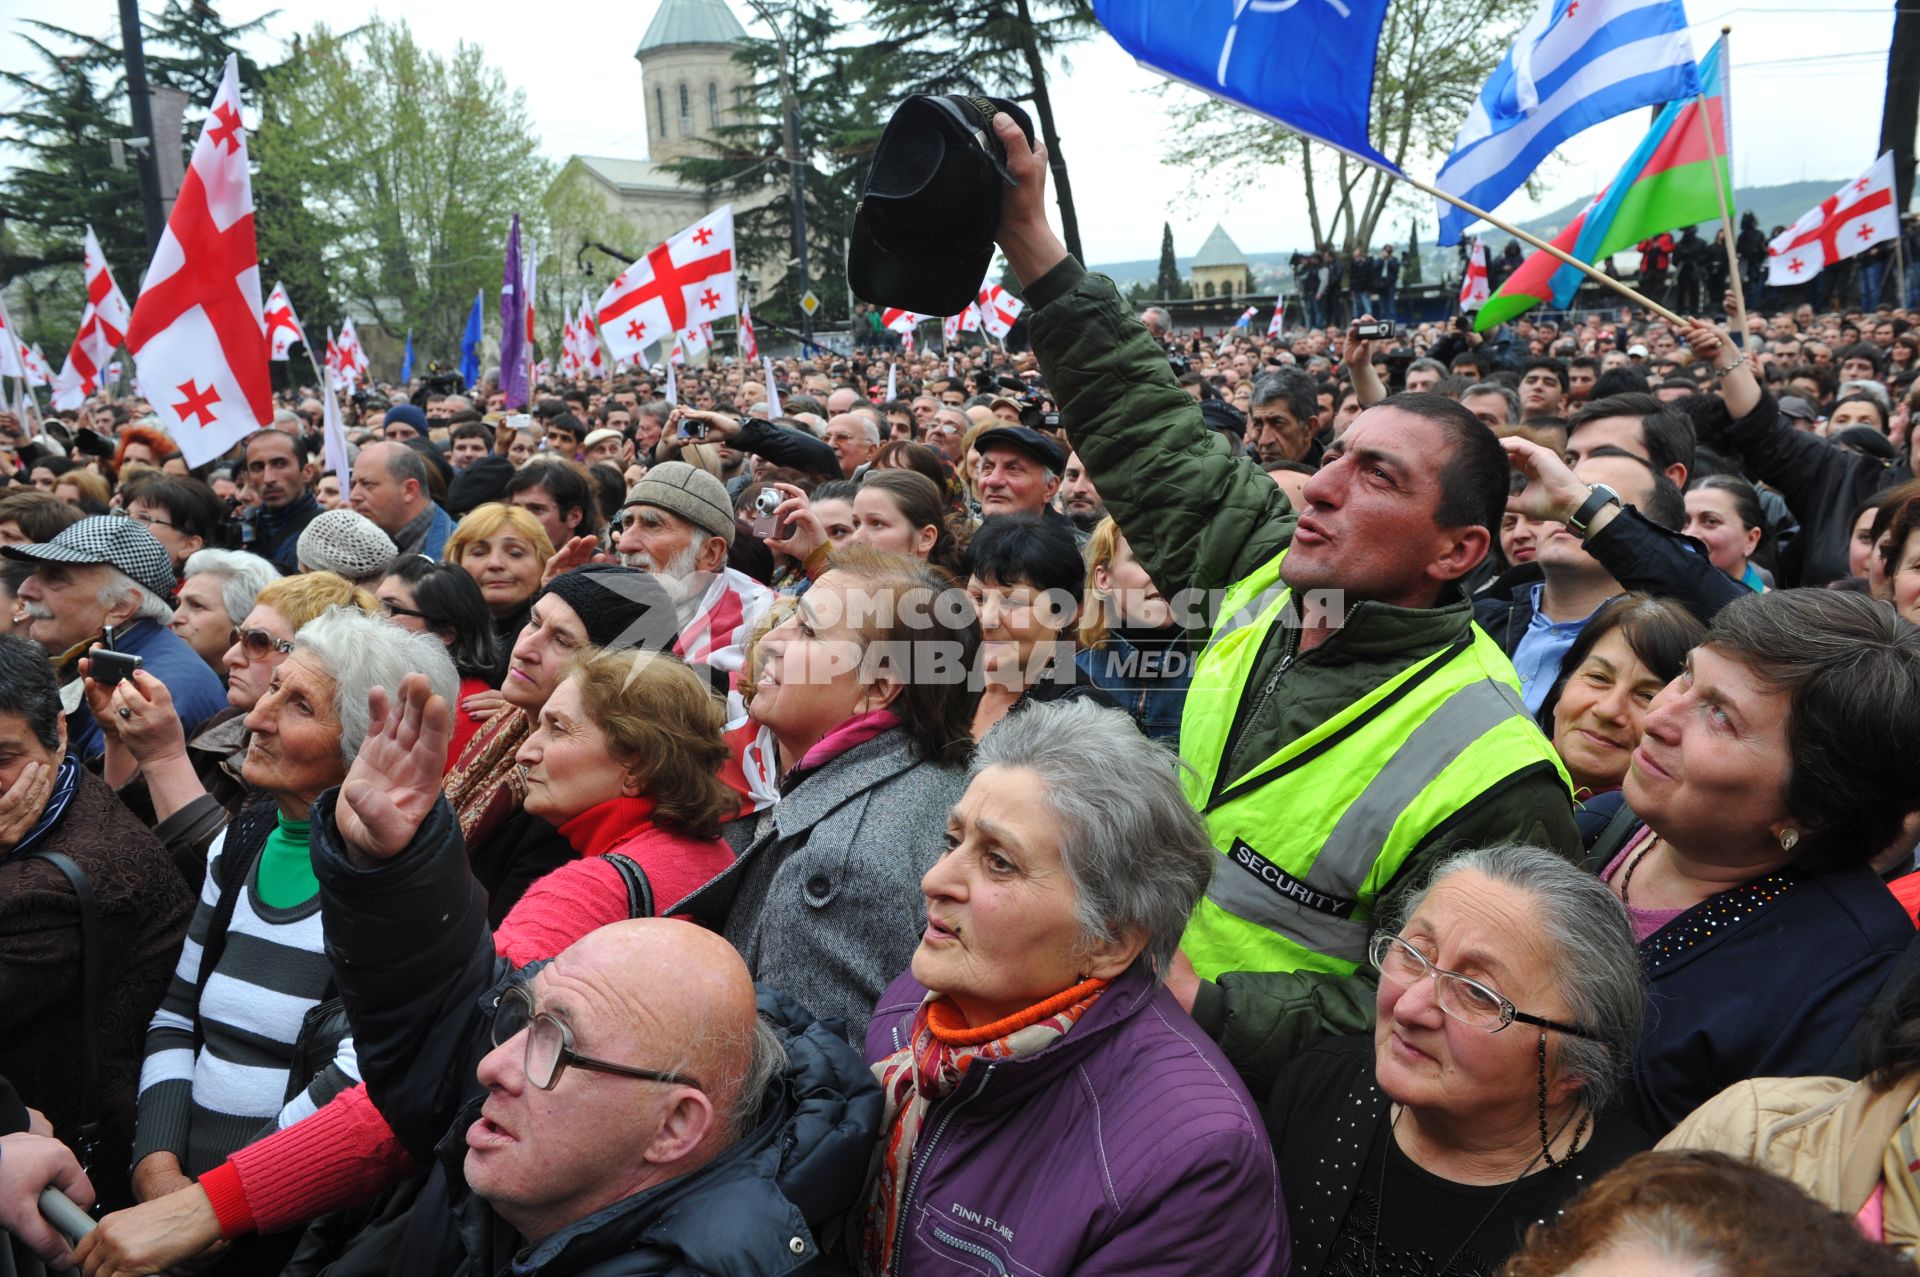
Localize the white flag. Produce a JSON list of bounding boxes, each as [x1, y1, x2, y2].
[[1767, 152, 1900, 286], [596, 207, 736, 361], [123, 55, 271, 467]]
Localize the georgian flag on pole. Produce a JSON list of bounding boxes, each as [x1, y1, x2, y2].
[[944, 306, 982, 344], [762, 355, 782, 417], [124, 55, 271, 467], [263, 281, 306, 361], [52, 228, 136, 409], [881, 308, 925, 334], [579, 297, 606, 376], [977, 285, 1025, 339], [1767, 153, 1899, 286], [0, 293, 27, 381], [739, 300, 758, 362], [25, 344, 54, 388], [596, 206, 736, 362], [1459, 238, 1491, 312], [1267, 300, 1286, 338], [336, 318, 370, 387]]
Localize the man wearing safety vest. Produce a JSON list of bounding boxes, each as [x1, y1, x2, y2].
[[987, 113, 1581, 1091]]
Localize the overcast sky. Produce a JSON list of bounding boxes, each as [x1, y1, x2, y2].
[[1, 0, 1896, 266]]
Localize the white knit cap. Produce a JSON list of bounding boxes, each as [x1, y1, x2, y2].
[[297, 509, 398, 583]]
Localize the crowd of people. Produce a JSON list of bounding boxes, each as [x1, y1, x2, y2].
[[2, 113, 1920, 1276]]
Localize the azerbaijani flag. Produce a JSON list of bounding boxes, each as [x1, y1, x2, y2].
[[1477, 37, 1731, 331]]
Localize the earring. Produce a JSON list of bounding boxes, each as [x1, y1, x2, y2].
[[1778, 828, 1799, 853]]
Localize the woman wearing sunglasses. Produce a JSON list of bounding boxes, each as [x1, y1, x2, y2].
[[91, 571, 381, 881], [1263, 847, 1649, 1277]]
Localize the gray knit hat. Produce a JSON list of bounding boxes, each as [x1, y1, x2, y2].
[[297, 509, 398, 583], [622, 460, 735, 546]]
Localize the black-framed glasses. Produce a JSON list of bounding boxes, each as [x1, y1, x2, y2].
[[490, 983, 704, 1093], [230, 626, 295, 659], [115, 508, 177, 531], [379, 599, 431, 622], [1368, 933, 1597, 1040]]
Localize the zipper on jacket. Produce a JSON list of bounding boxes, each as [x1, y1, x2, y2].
[[890, 1063, 994, 1277], [931, 1227, 1010, 1276]]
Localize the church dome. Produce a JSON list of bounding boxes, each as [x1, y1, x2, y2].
[[636, 0, 748, 56]]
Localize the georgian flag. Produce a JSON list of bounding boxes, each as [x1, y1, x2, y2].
[[739, 300, 758, 361], [1459, 239, 1491, 312], [263, 280, 306, 361], [943, 306, 982, 344], [881, 308, 925, 334], [123, 55, 271, 467], [336, 318, 370, 386], [24, 343, 53, 387], [977, 284, 1025, 339], [558, 312, 581, 378], [580, 298, 606, 376], [595, 206, 736, 361], [1767, 153, 1899, 286], [52, 227, 136, 409], [1267, 301, 1286, 338]]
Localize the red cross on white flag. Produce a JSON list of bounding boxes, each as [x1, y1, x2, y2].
[[578, 298, 606, 375], [1459, 238, 1491, 312], [1267, 302, 1286, 338], [944, 306, 983, 344], [881, 308, 925, 335], [976, 284, 1025, 340], [1766, 152, 1899, 287], [739, 300, 758, 362], [24, 344, 53, 388], [595, 206, 736, 362], [52, 226, 135, 409], [336, 319, 370, 387], [124, 55, 270, 467], [263, 281, 306, 361]]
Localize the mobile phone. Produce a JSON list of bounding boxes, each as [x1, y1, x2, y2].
[[1350, 322, 1394, 340], [88, 649, 143, 684]]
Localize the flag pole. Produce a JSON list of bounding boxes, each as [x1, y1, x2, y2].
[[1701, 29, 1748, 344], [1399, 172, 1688, 326]]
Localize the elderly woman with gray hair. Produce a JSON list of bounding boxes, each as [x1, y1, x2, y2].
[[1263, 846, 1650, 1277], [127, 608, 454, 1269], [856, 698, 1288, 1276]]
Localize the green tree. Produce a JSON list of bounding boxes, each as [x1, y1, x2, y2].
[[663, 1, 902, 331], [862, 0, 1098, 263], [1154, 221, 1181, 299], [1156, 0, 1533, 254], [251, 20, 550, 367], [0, 3, 268, 350], [1404, 223, 1423, 286]]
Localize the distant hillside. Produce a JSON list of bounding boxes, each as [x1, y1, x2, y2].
[[1093, 180, 1847, 290]]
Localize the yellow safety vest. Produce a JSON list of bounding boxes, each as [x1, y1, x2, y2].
[[1178, 550, 1571, 981]]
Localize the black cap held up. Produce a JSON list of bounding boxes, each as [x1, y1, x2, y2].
[[848, 95, 1037, 317]]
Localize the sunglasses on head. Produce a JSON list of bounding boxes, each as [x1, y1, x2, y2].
[[230, 626, 295, 659]]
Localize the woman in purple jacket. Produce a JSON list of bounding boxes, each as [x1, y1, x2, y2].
[[857, 697, 1288, 1276]]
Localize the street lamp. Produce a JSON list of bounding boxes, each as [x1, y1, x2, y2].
[[743, 0, 812, 343]]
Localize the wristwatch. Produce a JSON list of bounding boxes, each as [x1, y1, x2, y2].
[[1568, 483, 1622, 537]]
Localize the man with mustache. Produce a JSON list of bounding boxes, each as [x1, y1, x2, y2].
[[240, 429, 322, 573], [614, 463, 773, 709]]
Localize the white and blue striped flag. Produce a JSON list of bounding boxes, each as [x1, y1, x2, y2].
[[1433, 0, 1699, 244]]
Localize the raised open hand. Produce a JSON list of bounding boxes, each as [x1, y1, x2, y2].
[[333, 674, 450, 863]]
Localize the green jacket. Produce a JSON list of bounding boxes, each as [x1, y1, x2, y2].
[[1025, 258, 1580, 1095]]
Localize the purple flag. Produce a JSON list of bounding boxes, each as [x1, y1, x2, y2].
[[499, 214, 528, 410]]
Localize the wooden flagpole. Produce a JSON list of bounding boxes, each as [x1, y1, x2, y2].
[[1701, 29, 1748, 344], [1396, 172, 1688, 327]]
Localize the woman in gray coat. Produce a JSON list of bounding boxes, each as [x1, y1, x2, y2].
[[679, 547, 980, 1038]]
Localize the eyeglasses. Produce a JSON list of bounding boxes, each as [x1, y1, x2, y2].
[[380, 599, 431, 622], [490, 983, 704, 1092], [115, 508, 177, 531], [230, 626, 295, 659], [1368, 933, 1597, 1039]]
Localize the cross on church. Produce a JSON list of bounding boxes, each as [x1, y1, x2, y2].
[[174, 380, 220, 427]]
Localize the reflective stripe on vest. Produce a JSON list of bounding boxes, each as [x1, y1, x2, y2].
[[1177, 549, 1571, 981]]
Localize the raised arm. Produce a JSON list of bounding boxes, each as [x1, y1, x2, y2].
[[989, 113, 1293, 608]]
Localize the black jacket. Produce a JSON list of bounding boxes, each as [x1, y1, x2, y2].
[[1726, 382, 1909, 587], [248, 491, 323, 573], [310, 792, 881, 1276], [1473, 506, 1748, 656]]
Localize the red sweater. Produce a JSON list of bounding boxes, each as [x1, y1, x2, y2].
[[200, 797, 733, 1236]]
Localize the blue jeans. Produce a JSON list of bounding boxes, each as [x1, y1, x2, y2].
[[1861, 261, 1886, 309], [1352, 291, 1375, 318], [1304, 296, 1324, 328], [1380, 286, 1397, 321]]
